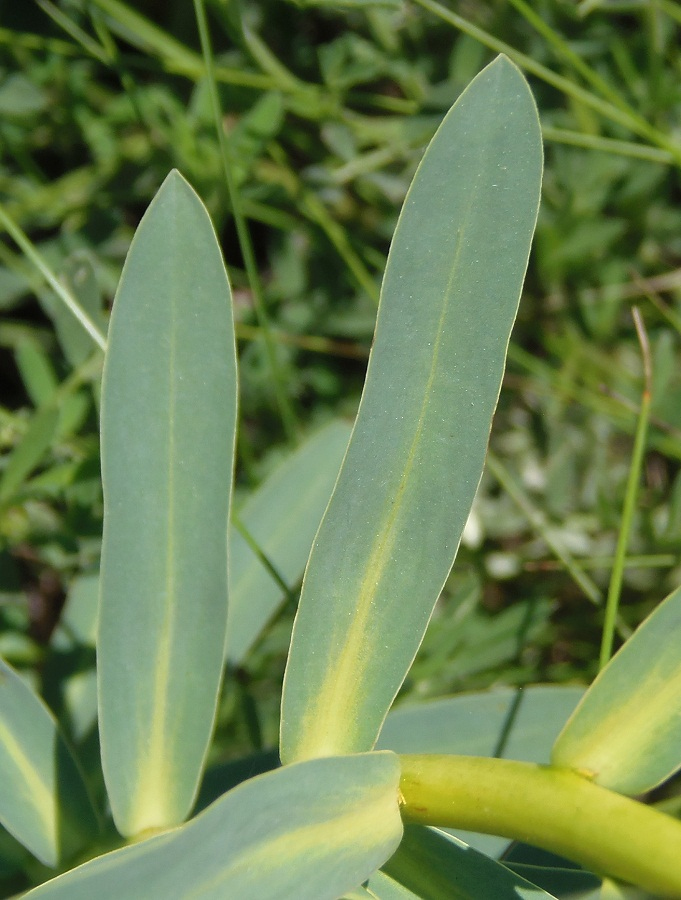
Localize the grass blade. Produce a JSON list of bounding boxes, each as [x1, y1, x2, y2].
[[599, 308, 652, 669]]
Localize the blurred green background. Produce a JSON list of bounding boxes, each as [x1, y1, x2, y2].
[[1, 0, 681, 850]]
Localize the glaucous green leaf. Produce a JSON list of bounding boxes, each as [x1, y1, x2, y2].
[[0, 656, 99, 867], [227, 420, 351, 665], [552, 584, 681, 795], [24, 752, 402, 900], [45, 573, 99, 745], [382, 826, 558, 899], [281, 55, 543, 762], [98, 170, 237, 836], [56, 573, 100, 649], [377, 685, 584, 761]]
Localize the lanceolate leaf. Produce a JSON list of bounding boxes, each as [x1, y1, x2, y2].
[[227, 420, 351, 666], [281, 55, 543, 762], [552, 584, 681, 795], [0, 656, 99, 867], [98, 170, 237, 836], [24, 752, 403, 900]]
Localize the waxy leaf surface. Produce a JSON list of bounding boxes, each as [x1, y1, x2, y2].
[[552, 583, 681, 795], [98, 170, 237, 835], [24, 752, 402, 900], [0, 656, 98, 866], [281, 56, 543, 762]]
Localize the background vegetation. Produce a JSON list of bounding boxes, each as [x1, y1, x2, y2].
[[1, 2, 681, 891]]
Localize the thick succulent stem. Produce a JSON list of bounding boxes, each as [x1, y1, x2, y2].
[[399, 754, 681, 897]]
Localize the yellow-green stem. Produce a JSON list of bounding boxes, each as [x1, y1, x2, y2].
[[399, 754, 681, 897]]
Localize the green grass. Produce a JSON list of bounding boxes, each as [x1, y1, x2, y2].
[[1, 6, 681, 893]]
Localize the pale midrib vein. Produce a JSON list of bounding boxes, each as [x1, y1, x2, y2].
[[135, 259, 178, 828], [185, 792, 394, 898], [301, 228, 467, 755], [0, 717, 55, 845], [573, 665, 681, 770]]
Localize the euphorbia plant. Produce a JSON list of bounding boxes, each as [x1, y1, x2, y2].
[[1, 55, 681, 899]]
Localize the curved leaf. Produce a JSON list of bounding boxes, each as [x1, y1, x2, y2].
[[552, 583, 681, 795], [98, 170, 238, 835], [281, 55, 543, 762], [0, 656, 98, 867], [24, 752, 402, 900]]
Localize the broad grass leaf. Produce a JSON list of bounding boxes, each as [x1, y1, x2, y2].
[[281, 55, 543, 762], [551, 583, 681, 795], [24, 752, 402, 900], [0, 656, 98, 867], [98, 170, 237, 835]]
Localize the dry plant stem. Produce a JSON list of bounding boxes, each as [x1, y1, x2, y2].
[[399, 754, 681, 897]]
